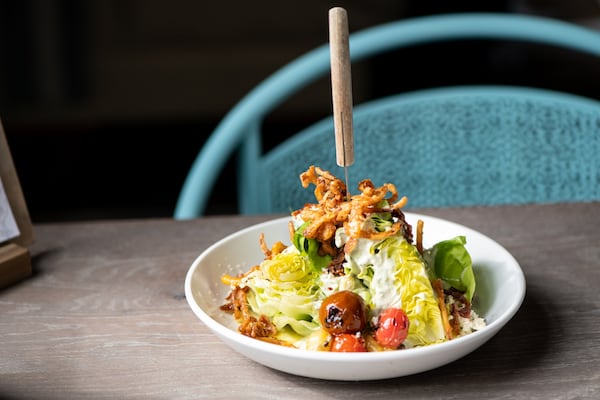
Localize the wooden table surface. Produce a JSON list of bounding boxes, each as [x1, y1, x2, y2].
[[1, 203, 599, 399]]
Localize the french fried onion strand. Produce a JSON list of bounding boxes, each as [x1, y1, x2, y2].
[[294, 166, 411, 243]]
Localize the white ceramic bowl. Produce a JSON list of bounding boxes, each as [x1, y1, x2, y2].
[[185, 213, 525, 381]]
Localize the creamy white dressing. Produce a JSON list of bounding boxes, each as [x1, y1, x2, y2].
[[336, 227, 403, 313], [349, 237, 402, 313]]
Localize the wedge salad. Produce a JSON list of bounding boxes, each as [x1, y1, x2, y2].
[[220, 166, 485, 352]]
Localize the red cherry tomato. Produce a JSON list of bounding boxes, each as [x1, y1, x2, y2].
[[374, 308, 409, 349], [330, 333, 367, 352], [319, 290, 367, 335]]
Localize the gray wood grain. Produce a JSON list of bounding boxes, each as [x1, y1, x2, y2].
[[1, 204, 599, 399]]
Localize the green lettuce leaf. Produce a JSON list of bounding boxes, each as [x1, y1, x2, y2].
[[424, 236, 475, 302], [292, 222, 332, 271], [370, 212, 393, 232], [345, 235, 445, 348], [244, 250, 322, 337]]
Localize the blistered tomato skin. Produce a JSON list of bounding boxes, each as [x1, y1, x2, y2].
[[330, 333, 367, 352], [319, 290, 367, 335], [374, 308, 410, 349]]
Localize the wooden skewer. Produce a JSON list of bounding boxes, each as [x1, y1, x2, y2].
[[329, 7, 354, 194]]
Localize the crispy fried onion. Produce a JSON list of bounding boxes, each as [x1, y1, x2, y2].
[[220, 285, 295, 347], [220, 238, 295, 346], [293, 165, 410, 245], [259, 233, 286, 259], [220, 286, 276, 337]]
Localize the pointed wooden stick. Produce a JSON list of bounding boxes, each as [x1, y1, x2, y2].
[[329, 7, 354, 194]]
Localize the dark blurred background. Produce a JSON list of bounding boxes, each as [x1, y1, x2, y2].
[[2, 0, 600, 222]]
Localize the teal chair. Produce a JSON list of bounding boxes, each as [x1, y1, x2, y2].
[[175, 13, 600, 218]]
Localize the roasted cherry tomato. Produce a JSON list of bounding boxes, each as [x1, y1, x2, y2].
[[319, 290, 367, 335], [374, 307, 410, 349], [330, 333, 367, 352]]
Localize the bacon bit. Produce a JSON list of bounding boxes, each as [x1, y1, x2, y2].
[[458, 305, 471, 319], [397, 210, 413, 243], [449, 303, 461, 337], [327, 250, 346, 276], [446, 287, 472, 318], [320, 239, 338, 257], [432, 279, 454, 340]]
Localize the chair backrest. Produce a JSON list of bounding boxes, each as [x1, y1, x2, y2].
[[174, 12, 600, 218]]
